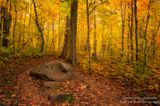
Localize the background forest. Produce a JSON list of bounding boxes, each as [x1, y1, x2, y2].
[[0, 0, 160, 104]]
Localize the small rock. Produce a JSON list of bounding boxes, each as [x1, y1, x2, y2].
[[48, 93, 74, 103], [43, 81, 63, 89], [0, 103, 5, 106]]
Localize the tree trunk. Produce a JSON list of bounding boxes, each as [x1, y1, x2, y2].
[[130, 0, 134, 61], [86, 0, 91, 73], [133, 0, 139, 61], [52, 20, 55, 50], [69, 0, 78, 64], [127, 31, 130, 62], [17, 13, 23, 52], [60, 0, 78, 65], [58, 11, 61, 53], [12, 0, 17, 54], [60, 16, 70, 59], [0, 2, 12, 47], [0, 17, 4, 47], [101, 23, 105, 57], [33, 0, 45, 53], [22, 13, 27, 43], [120, 1, 126, 58], [143, 0, 151, 72], [93, 10, 97, 59]]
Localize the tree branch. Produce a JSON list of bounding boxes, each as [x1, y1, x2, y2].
[[147, 22, 160, 52], [89, 0, 108, 15]]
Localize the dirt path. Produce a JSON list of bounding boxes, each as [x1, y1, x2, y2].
[[16, 60, 129, 105], [0, 56, 130, 106], [17, 70, 48, 105]]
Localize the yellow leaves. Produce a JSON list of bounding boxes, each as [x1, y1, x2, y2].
[[0, 0, 7, 6], [78, 58, 109, 76], [92, 62, 104, 71], [148, 83, 159, 91]]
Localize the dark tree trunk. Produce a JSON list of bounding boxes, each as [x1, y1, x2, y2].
[[93, 10, 97, 60], [86, 0, 91, 73], [69, 0, 78, 64], [60, 0, 78, 65], [12, 0, 17, 54], [33, 0, 45, 53], [120, 1, 126, 58], [58, 11, 61, 53], [52, 20, 55, 50], [143, 0, 151, 72], [130, 0, 134, 61], [60, 16, 70, 59], [133, 0, 139, 61], [0, 2, 12, 47]]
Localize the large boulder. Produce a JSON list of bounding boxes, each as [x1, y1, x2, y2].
[[30, 61, 73, 82]]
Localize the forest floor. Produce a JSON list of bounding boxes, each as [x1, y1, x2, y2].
[[0, 56, 148, 106]]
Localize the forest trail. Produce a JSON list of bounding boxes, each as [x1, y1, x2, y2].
[[1, 0, 160, 105], [0, 56, 130, 106]]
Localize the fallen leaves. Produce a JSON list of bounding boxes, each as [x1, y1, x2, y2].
[[75, 84, 88, 92], [0, 56, 56, 105], [0, 56, 130, 105]]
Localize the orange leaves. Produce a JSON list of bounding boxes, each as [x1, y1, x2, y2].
[[75, 84, 87, 92], [139, 0, 149, 7]]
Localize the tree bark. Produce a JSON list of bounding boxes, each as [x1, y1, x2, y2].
[[60, 16, 70, 59], [32, 0, 45, 53], [133, 0, 139, 61], [12, 0, 17, 54], [130, 0, 134, 61], [69, 0, 78, 64], [120, 1, 126, 58], [58, 11, 61, 53], [86, 0, 91, 73], [52, 20, 55, 50], [60, 0, 78, 65], [93, 10, 97, 59], [143, 0, 152, 72], [0, 2, 12, 47]]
